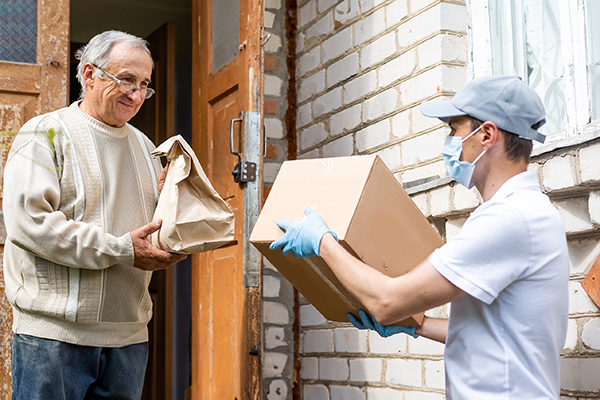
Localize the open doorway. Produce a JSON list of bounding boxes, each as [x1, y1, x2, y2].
[[69, 1, 193, 399]]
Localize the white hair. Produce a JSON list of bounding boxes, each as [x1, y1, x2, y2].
[[74, 30, 153, 99]]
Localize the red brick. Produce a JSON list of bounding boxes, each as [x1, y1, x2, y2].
[[264, 56, 277, 72], [265, 143, 278, 159], [264, 99, 278, 115]]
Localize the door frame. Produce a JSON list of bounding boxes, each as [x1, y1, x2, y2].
[[190, 0, 264, 398]]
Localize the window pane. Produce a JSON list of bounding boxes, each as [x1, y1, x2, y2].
[[0, 0, 37, 64], [211, 0, 239, 73], [585, 0, 600, 122], [489, 0, 566, 135]]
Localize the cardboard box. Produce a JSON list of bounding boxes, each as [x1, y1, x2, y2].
[[250, 155, 444, 325]]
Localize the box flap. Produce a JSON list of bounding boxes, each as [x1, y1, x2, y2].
[[250, 155, 377, 243], [345, 156, 445, 278]]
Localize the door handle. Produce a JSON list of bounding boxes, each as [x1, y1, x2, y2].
[[230, 111, 243, 157], [230, 111, 256, 183]]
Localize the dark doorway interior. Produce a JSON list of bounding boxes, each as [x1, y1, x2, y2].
[[69, 1, 193, 399]]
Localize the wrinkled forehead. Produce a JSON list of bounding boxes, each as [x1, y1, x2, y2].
[[106, 43, 153, 80]]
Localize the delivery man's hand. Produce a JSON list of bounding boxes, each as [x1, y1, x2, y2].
[[270, 207, 337, 258], [348, 310, 418, 338]]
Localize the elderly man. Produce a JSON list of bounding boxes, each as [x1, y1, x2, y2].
[[3, 30, 186, 399], [271, 76, 568, 399]]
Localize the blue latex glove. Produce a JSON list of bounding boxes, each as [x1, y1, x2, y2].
[[348, 309, 418, 338], [269, 207, 337, 258]]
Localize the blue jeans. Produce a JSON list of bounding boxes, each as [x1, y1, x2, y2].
[[12, 333, 148, 400]]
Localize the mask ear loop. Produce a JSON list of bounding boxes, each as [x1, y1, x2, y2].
[[472, 148, 488, 164], [462, 125, 487, 164], [461, 125, 483, 143]]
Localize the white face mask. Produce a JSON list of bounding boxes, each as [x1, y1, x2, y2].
[[442, 126, 487, 189]]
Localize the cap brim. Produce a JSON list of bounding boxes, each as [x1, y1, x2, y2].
[[420, 100, 466, 123]]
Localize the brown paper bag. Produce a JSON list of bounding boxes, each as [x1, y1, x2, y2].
[[150, 135, 235, 254]]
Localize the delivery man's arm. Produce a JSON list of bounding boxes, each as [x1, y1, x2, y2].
[[415, 316, 449, 343], [320, 233, 460, 342], [271, 207, 462, 343]]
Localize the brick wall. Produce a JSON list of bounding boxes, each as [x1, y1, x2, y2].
[[292, 0, 463, 398], [262, 0, 297, 398], [261, 0, 600, 399]]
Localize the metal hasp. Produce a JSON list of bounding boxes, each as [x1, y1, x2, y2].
[[230, 111, 257, 183], [242, 111, 261, 287]]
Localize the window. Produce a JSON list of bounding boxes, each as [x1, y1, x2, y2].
[[469, 0, 599, 147], [0, 0, 37, 64]]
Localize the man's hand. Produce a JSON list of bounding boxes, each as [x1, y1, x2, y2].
[[157, 164, 169, 193], [130, 219, 187, 271], [348, 310, 418, 338], [270, 207, 337, 258]]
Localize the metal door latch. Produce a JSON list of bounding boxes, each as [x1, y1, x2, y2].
[[230, 111, 257, 183], [232, 160, 257, 183]]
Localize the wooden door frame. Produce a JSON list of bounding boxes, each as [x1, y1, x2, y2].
[[190, 0, 264, 398]]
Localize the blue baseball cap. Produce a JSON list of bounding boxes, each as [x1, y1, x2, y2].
[[420, 75, 546, 143]]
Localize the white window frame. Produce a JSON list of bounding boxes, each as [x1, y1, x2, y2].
[[467, 0, 600, 155]]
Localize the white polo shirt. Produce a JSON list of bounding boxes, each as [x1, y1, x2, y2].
[[429, 171, 568, 400]]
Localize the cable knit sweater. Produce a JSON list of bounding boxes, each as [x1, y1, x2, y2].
[[3, 101, 162, 347]]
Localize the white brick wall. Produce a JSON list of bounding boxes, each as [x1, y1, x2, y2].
[[343, 70, 378, 104], [322, 27, 353, 64], [303, 329, 335, 353], [265, 327, 287, 349], [264, 352, 290, 378], [542, 155, 576, 191], [350, 358, 383, 382], [330, 385, 365, 400], [267, 379, 289, 400], [581, 318, 600, 350], [300, 304, 328, 326], [362, 88, 399, 123], [327, 52, 360, 87], [259, 0, 600, 398], [301, 357, 319, 380], [578, 142, 600, 184], [561, 358, 600, 392], [303, 384, 329, 400], [334, 327, 368, 353], [385, 359, 422, 386], [313, 87, 342, 118], [320, 358, 350, 381], [330, 105, 361, 135], [356, 119, 391, 152]]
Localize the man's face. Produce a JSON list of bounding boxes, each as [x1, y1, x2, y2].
[[85, 43, 153, 127], [447, 116, 482, 163]]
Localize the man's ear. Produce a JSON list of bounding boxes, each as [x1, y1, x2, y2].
[[480, 121, 499, 149], [81, 63, 95, 87]]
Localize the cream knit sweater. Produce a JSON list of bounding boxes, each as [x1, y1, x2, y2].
[[3, 101, 162, 347]]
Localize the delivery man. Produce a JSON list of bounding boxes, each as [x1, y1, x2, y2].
[[270, 75, 569, 399]]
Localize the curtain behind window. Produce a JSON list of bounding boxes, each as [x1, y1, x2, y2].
[[585, 0, 600, 122], [489, 0, 566, 136]]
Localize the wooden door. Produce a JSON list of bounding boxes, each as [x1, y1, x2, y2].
[[191, 0, 263, 398], [0, 0, 69, 396]]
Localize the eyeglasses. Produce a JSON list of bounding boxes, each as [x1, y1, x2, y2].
[[92, 63, 155, 99]]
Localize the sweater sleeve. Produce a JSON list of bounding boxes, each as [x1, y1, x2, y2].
[[3, 119, 134, 270]]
